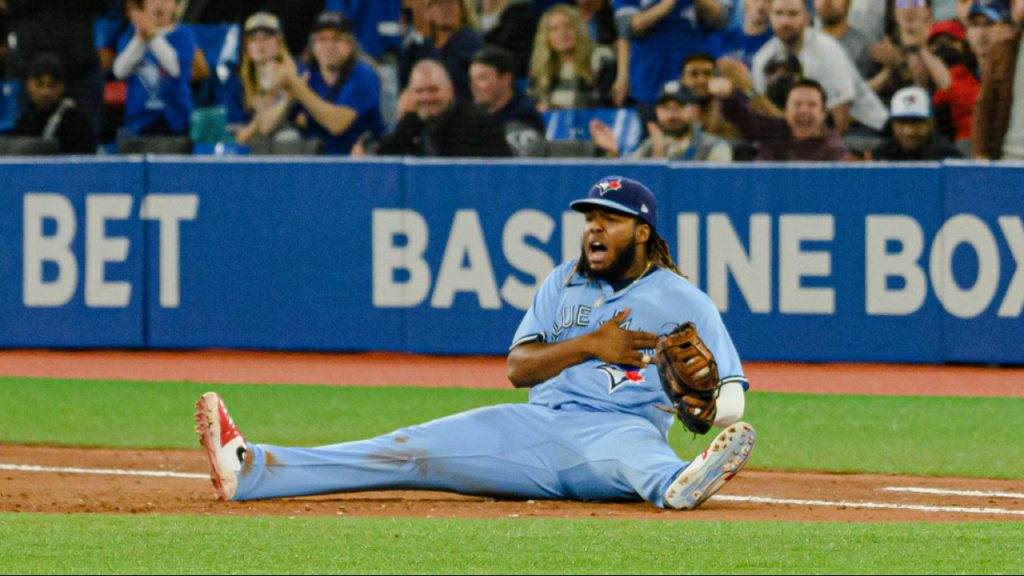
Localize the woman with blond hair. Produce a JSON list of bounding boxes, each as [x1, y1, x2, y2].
[[400, 0, 483, 103], [530, 4, 614, 110]]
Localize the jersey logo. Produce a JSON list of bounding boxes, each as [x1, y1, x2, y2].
[[598, 364, 646, 393]]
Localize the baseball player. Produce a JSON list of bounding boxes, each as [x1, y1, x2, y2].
[[195, 176, 754, 510]]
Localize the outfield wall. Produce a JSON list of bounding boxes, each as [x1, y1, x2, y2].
[[1, 158, 1022, 364]]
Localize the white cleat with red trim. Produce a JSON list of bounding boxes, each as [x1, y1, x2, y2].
[[194, 392, 247, 501], [664, 422, 755, 510]]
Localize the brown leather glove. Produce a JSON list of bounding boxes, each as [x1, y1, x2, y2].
[[655, 322, 719, 434]]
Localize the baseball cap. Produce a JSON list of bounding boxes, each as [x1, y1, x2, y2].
[[928, 20, 966, 42], [244, 12, 281, 35], [570, 176, 658, 231], [890, 86, 932, 120], [968, 0, 1007, 22], [312, 11, 355, 35], [657, 81, 697, 106]]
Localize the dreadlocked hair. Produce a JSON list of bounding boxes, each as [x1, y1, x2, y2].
[[648, 233, 683, 277]]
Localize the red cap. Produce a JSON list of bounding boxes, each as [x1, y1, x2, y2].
[[928, 20, 966, 42]]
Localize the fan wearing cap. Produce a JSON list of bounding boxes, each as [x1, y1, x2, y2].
[[964, 0, 1015, 69], [227, 12, 301, 139], [973, 0, 1024, 159], [926, 20, 980, 148], [591, 80, 733, 161], [872, 86, 961, 159], [251, 11, 384, 155], [198, 175, 753, 512], [113, 0, 198, 136]]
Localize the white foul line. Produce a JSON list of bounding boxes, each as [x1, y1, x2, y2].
[[3, 463, 1022, 516], [882, 486, 1024, 500], [712, 495, 1024, 516], [0, 463, 207, 480]]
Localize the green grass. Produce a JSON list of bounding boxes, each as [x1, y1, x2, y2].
[[1, 377, 1021, 479], [1, 514, 1022, 574]]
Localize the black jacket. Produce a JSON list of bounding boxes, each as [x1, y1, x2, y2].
[[872, 132, 962, 161], [376, 103, 511, 158], [15, 100, 97, 154]]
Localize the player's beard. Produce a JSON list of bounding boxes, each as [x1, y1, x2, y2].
[[580, 235, 639, 281]]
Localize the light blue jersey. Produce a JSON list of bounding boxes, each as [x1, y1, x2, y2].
[[230, 176, 749, 508], [513, 260, 748, 438]]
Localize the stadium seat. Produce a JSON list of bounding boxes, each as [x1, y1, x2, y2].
[[545, 140, 596, 158], [245, 133, 324, 156], [190, 106, 228, 145], [543, 108, 643, 157], [0, 136, 59, 156], [117, 135, 193, 155]]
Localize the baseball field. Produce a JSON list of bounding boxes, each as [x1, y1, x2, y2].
[[1, 350, 1022, 574]]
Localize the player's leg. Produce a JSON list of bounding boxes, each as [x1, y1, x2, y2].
[[196, 392, 573, 502], [552, 410, 688, 506], [553, 410, 755, 510]]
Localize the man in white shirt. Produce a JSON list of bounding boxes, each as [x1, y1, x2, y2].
[[752, 0, 889, 134]]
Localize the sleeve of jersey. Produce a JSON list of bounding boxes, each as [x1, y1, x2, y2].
[[508, 262, 572, 351], [337, 64, 381, 116], [691, 299, 750, 392], [169, 28, 197, 83]]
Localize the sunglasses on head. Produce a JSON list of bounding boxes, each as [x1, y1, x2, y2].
[[896, 0, 927, 8]]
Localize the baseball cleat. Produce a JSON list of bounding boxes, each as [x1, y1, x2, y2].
[[664, 422, 755, 511], [194, 392, 247, 501]]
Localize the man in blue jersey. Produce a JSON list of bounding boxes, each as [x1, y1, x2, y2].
[[252, 11, 384, 155], [113, 0, 197, 136], [614, 0, 730, 107], [195, 176, 755, 511]]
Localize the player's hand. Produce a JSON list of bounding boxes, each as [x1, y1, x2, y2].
[[586, 309, 659, 368]]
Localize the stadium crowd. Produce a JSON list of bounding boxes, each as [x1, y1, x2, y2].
[[0, 0, 1022, 161]]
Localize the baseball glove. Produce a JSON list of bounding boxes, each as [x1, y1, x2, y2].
[[655, 322, 719, 435]]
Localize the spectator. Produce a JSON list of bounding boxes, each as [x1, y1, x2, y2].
[[973, 0, 1024, 158], [375, 59, 511, 156], [4, 0, 108, 135], [470, 45, 546, 156], [401, 0, 483, 104], [251, 11, 384, 155], [873, 86, 962, 159], [113, 0, 197, 136], [576, 0, 619, 46], [715, 0, 774, 69], [680, 53, 744, 141], [592, 80, 734, 161], [613, 0, 728, 109], [226, 12, 299, 141], [816, 0, 877, 80], [870, 0, 955, 105], [758, 52, 804, 110], [964, 0, 1015, 73], [927, 19, 980, 150], [479, 0, 541, 78], [529, 4, 614, 110], [712, 76, 852, 160], [753, 0, 888, 135], [13, 53, 97, 153]]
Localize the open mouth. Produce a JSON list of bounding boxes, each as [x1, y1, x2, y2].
[[588, 240, 608, 265]]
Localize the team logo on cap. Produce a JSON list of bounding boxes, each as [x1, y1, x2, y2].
[[595, 178, 622, 196], [598, 363, 646, 393]]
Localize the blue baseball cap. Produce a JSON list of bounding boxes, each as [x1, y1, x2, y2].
[[969, 0, 1007, 22], [570, 176, 658, 231]]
